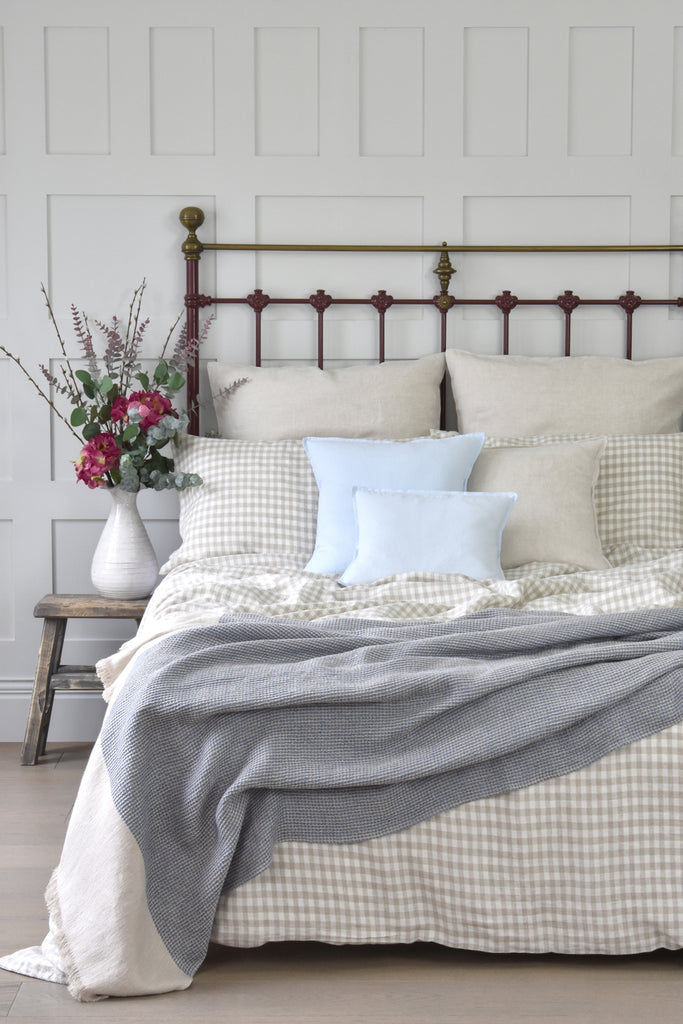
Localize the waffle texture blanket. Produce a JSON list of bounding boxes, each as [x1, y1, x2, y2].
[[6, 606, 683, 1000]]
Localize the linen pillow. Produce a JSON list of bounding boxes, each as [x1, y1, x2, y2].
[[161, 434, 318, 573], [479, 434, 683, 554], [339, 488, 517, 586], [445, 349, 683, 435], [208, 354, 445, 440], [467, 439, 609, 570], [303, 433, 485, 575]]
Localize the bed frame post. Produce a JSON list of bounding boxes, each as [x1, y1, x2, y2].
[[433, 246, 456, 429], [180, 207, 205, 435]]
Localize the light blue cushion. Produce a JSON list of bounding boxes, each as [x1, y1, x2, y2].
[[338, 488, 517, 586], [303, 434, 485, 574]]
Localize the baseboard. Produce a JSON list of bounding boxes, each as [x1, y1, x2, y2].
[[0, 686, 106, 743]]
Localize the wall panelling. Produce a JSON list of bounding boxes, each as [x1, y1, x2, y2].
[[1, 0, 682, 739]]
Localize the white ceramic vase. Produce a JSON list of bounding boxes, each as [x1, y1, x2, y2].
[[91, 486, 158, 599]]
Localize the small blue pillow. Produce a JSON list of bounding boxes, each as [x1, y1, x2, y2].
[[303, 434, 485, 575], [338, 488, 517, 587]]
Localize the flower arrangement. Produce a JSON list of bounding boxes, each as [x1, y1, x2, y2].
[[1, 282, 209, 491]]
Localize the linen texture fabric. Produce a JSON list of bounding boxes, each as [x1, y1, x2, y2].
[[208, 354, 445, 440], [481, 433, 683, 557], [212, 720, 683, 956], [467, 438, 609, 570], [446, 349, 683, 435], [303, 433, 485, 575], [339, 488, 517, 585], [19, 606, 682, 998], [162, 434, 318, 572], [433, 431, 683, 561]]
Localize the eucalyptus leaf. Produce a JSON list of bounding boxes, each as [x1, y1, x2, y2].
[[154, 360, 168, 384], [123, 423, 140, 442], [70, 407, 87, 426]]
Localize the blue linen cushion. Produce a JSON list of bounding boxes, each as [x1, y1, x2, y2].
[[338, 488, 517, 587], [303, 434, 485, 575]]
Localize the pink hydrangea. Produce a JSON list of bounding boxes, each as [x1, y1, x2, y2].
[[110, 396, 129, 423], [126, 390, 175, 430], [74, 432, 121, 489]]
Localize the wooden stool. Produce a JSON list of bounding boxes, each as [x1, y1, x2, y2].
[[21, 593, 148, 765]]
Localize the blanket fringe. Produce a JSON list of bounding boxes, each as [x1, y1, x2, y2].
[[45, 869, 107, 1003]]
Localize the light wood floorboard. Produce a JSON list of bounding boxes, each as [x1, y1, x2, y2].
[[0, 742, 681, 1022]]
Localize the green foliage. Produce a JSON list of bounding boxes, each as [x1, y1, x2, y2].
[[0, 282, 211, 492]]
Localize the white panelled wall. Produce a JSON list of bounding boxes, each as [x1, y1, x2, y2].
[[1, 0, 682, 740]]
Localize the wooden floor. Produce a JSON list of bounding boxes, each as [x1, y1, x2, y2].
[[0, 743, 681, 1023]]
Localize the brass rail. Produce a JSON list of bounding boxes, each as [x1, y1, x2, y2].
[[201, 242, 683, 253], [179, 207, 683, 256]]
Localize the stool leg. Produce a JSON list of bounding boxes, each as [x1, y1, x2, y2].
[[21, 618, 66, 765]]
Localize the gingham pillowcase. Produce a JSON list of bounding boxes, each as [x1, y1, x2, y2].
[[162, 434, 319, 572], [480, 434, 682, 552]]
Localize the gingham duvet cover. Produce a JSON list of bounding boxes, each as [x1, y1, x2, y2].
[[98, 548, 683, 957]]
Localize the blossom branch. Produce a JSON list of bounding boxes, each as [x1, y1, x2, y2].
[[41, 284, 81, 397], [0, 345, 82, 440], [159, 310, 184, 362]]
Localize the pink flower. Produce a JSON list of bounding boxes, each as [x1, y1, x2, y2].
[[110, 396, 129, 423], [74, 433, 121, 489], [126, 390, 175, 431]]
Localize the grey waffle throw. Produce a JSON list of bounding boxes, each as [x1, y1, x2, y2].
[[100, 607, 683, 977]]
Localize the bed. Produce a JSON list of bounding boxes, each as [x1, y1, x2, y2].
[[1, 207, 682, 1001]]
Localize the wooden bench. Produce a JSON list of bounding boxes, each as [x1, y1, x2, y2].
[[21, 593, 148, 765]]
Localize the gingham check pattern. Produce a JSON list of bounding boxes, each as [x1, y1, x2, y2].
[[109, 426, 683, 964], [166, 432, 681, 577], [479, 434, 682, 555], [103, 548, 683, 959], [211, 720, 683, 955], [164, 434, 318, 572], [143, 547, 683, 633]]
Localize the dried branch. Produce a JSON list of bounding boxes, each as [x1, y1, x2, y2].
[[0, 345, 82, 440], [41, 284, 81, 397]]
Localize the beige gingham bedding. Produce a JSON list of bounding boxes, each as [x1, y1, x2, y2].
[[96, 547, 683, 956], [212, 721, 683, 954]]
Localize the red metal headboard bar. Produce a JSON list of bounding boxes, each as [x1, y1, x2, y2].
[[370, 291, 394, 363], [625, 313, 634, 360], [180, 209, 205, 435], [184, 261, 201, 436]]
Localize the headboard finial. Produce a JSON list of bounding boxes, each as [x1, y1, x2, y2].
[[434, 244, 456, 294], [180, 207, 205, 260]]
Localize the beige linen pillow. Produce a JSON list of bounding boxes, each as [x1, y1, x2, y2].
[[468, 439, 609, 570], [208, 354, 445, 440], [479, 433, 683, 554], [446, 349, 683, 435]]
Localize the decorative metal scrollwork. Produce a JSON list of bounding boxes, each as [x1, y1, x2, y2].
[[184, 293, 213, 309], [370, 290, 394, 313], [247, 289, 271, 312], [495, 290, 519, 313], [309, 290, 334, 313], [618, 290, 643, 314], [556, 290, 581, 313], [434, 245, 456, 294], [432, 293, 456, 312]]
